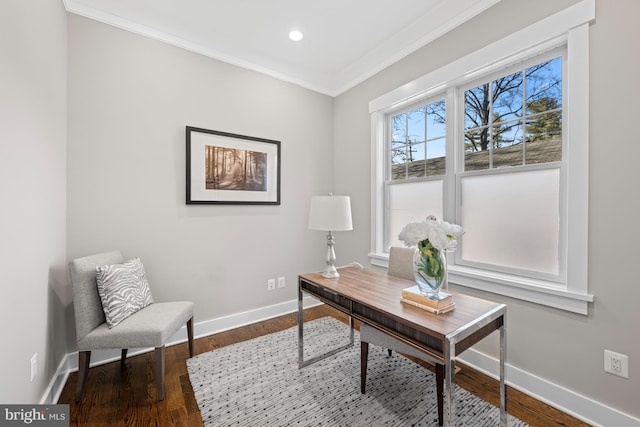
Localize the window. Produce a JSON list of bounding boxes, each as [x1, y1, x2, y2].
[[463, 56, 562, 171], [390, 100, 446, 179], [369, 0, 594, 314], [458, 52, 564, 281], [386, 99, 446, 249]]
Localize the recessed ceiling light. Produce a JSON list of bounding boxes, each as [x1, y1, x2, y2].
[[289, 30, 303, 41]]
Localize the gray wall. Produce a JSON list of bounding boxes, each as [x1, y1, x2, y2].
[[333, 0, 640, 418], [0, 0, 68, 403], [3, 0, 638, 421], [66, 14, 334, 327]]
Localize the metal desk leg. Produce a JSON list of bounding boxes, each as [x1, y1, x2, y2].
[[500, 314, 507, 426], [444, 340, 456, 426], [297, 286, 354, 369], [349, 302, 355, 342], [297, 285, 304, 368]]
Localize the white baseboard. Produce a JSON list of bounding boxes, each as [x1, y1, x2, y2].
[[43, 295, 321, 405], [40, 355, 73, 405], [190, 295, 321, 340], [458, 348, 640, 427], [44, 296, 639, 426]]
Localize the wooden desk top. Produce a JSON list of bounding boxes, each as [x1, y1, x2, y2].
[[299, 266, 504, 344], [299, 266, 508, 425]]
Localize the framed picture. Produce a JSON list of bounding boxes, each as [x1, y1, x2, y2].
[[186, 126, 281, 205]]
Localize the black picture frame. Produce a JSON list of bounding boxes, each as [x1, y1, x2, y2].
[[186, 126, 281, 205]]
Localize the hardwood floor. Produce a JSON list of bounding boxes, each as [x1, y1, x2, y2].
[[58, 305, 591, 426]]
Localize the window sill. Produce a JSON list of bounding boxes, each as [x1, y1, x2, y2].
[[449, 266, 593, 315], [369, 253, 594, 315], [369, 252, 391, 268]]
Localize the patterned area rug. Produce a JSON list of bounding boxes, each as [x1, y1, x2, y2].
[[187, 317, 528, 426]]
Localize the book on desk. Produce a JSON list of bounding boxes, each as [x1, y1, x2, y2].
[[401, 285, 455, 314]]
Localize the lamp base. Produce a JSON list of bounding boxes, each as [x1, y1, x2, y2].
[[321, 231, 339, 278], [321, 265, 340, 278]]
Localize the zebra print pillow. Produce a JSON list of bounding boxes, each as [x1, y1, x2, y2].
[[95, 257, 154, 328]]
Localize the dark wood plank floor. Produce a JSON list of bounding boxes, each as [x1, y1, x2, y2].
[[58, 305, 591, 426]]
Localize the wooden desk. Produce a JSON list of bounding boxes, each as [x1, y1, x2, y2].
[[297, 266, 507, 427]]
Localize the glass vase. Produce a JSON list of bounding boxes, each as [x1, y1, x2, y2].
[[413, 243, 447, 298]]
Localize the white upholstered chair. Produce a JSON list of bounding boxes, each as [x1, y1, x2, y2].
[[69, 250, 194, 402], [360, 246, 445, 425]]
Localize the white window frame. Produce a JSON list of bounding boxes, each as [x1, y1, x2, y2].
[[384, 95, 448, 250], [455, 47, 566, 282], [369, 0, 595, 314]]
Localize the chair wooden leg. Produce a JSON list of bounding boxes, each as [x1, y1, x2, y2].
[[120, 349, 128, 368], [76, 351, 91, 403], [435, 363, 445, 426], [187, 317, 194, 357], [155, 346, 166, 401], [360, 342, 369, 394]]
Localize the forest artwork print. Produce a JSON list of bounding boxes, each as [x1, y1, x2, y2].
[[205, 145, 267, 192], [186, 126, 280, 205]]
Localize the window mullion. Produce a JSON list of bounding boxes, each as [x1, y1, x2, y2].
[[404, 114, 409, 178], [522, 67, 527, 165], [444, 87, 457, 224], [424, 107, 428, 176], [488, 82, 494, 169]]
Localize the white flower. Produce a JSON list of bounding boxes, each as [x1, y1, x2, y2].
[[440, 220, 464, 239], [397, 221, 430, 247], [428, 227, 451, 251], [398, 216, 464, 252]]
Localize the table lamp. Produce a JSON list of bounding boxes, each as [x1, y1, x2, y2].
[[308, 194, 353, 278]]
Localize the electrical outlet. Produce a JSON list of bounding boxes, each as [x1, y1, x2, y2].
[[267, 279, 276, 291], [30, 353, 37, 382], [277, 276, 286, 288], [612, 356, 621, 372], [604, 350, 629, 378]]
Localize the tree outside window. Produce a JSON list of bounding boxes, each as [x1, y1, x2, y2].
[[463, 57, 562, 170]]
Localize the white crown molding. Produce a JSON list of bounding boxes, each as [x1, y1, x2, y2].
[[332, 0, 502, 95], [369, 0, 595, 113], [63, 0, 501, 97], [63, 0, 334, 94]]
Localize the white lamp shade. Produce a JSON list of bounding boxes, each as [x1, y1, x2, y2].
[[308, 195, 353, 231]]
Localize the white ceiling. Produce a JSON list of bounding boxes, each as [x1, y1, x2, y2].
[[64, 0, 501, 96]]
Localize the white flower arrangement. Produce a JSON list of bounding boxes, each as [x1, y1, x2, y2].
[[398, 215, 464, 251], [398, 216, 464, 296]]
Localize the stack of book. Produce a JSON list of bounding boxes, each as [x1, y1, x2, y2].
[[401, 286, 455, 314]]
